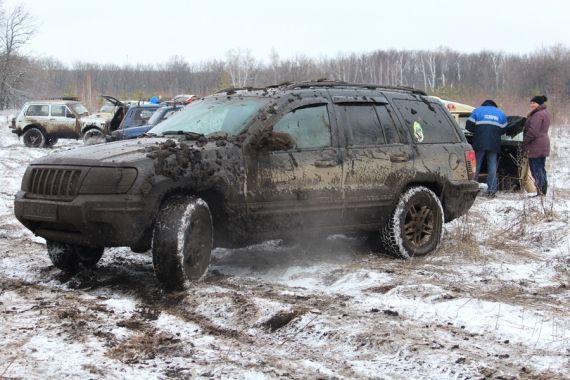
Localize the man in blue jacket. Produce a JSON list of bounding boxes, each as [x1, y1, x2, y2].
[[465, 99, 508, 197]]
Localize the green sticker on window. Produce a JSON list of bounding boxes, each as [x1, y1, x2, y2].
[[413, 121, 424, 142]]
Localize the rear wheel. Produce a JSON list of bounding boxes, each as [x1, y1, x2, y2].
[[83, 128, 105, 145], [22, 127, 45, 148], [380, 186, 444, 259], [152, 196, 213, 290], [46, 241, 104, 273]]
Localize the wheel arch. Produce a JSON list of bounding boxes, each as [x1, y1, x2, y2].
[[81, 124, 104, 136], [153, 187, 227, 246], [23, 123, 47, 135]]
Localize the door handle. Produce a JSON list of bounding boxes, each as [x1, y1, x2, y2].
[[389, 153, 410, 163], [313, 159, 338, 168]]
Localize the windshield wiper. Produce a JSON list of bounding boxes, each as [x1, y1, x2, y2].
[[160, 130, 206, 140], [143, 132, 157, 137]]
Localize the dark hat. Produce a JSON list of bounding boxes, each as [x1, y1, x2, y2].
[[481, 99, 498, 107], [530, 95, 547, 105]]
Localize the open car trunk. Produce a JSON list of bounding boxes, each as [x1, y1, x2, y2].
[[463, 116, 535, 191]]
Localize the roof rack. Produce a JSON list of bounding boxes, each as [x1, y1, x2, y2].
[[47, 96, 80, 101]]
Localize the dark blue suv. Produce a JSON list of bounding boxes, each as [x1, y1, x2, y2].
[[109, 104, 184, 141]]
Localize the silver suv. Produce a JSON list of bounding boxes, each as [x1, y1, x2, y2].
[[11, 99, 89, 147]]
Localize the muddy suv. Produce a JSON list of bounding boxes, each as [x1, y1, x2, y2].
[[14, 81, 479, 289], [11, 100, 89, 147]]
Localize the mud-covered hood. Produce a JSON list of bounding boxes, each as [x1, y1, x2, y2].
[[81, 113, 112, 124], [31, 138, 170, 167]]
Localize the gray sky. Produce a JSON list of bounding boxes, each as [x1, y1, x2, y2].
[[5, 0, 570, 66]]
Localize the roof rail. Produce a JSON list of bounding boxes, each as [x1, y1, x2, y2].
[[284, 80, 427, 95], [214, 80, 428, 96], [215, 86, 267, 94]]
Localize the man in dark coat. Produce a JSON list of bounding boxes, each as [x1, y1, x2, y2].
[[523, 95, 551, 195], [465, 99, 508, 197]]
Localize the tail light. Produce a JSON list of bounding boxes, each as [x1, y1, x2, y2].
[[465, 150, 476, 180]]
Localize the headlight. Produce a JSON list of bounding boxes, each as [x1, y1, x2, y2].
[[79, 167, 137, 194]]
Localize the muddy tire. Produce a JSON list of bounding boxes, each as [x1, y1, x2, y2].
[[46, 241, 104, 273], [83, 128, 105, 145], [22, 127, 45, 148], [379, 186, 444, 259], [152, 196, 213, 290]]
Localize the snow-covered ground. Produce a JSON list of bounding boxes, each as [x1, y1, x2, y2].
[[0, 111, 568, 379]]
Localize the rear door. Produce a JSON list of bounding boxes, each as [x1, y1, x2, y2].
[[332, 92, 414, 227]]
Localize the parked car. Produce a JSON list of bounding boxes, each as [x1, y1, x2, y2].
[[82, 96, 162, 144], [438, 99, 532, 191], [10, 99, 89, 147], [14, 81, 479, 289], [109, 104, 184, 141], [172, 94, 197, 104]]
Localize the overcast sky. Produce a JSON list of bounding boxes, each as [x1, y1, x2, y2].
[[5, 0, 570, 66]]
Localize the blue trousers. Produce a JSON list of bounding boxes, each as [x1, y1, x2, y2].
[[475, 150, 498, 193], [528, 157, 547, 190]]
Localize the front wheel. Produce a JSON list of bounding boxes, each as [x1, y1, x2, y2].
[[46, 241, 104, 273], [22, 127, 46, 148], [380, 186, 444, 259], [45, 136, 58, 148], [152, 196, 213, 290], [83, 128, 106, 145]]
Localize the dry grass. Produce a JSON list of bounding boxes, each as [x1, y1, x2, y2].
[[107, 330, 183, 364]]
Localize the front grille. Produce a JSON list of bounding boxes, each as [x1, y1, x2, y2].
[[28, 168, 82, 199]]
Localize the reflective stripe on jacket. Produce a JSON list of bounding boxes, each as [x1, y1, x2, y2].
[[465, 105, 508, 153]]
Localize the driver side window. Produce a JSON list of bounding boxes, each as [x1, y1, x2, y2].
[[273, 104, 331, 150]]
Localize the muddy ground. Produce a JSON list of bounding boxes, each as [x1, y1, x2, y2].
[[0, 120, 569, 379]]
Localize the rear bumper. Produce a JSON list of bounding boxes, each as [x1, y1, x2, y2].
[[443, 180, 479, 222], [14, 191, 156, 248]]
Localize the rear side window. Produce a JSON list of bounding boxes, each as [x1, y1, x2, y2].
[[337, 104, 385, 146], [273, 104, 331, 149], [393, 99, 460, 144], [25, 105, 49, 117], [375, 105, 401, 144], [50, 105, 66, 117]]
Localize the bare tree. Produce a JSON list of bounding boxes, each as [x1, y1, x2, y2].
[[0, 3, 34, 109], [225, 48, 259, 88]]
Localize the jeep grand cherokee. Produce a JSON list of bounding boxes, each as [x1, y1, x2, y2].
[[14, 81, 479, 289]]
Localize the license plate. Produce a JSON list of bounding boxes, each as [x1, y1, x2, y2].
[[23, 203, 57, 221]]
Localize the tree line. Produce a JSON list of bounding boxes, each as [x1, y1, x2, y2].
[[1, 4, 568, 119]]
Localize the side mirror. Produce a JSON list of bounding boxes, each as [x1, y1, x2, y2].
[[266, 131, 296, 151], [67, 113, 76, 119]]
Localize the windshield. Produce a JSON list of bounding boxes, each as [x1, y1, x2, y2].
[[147, 106, 181, 126], [99, 103, 116, 113], [149, 98, 269, 136], [69, 103, 89, 116]]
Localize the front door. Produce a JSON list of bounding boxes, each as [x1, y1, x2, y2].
[[245, 100, 344, 239], [48, 105, 79, 138]]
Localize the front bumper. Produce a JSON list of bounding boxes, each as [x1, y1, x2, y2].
[[14, 191, 156, 248]]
